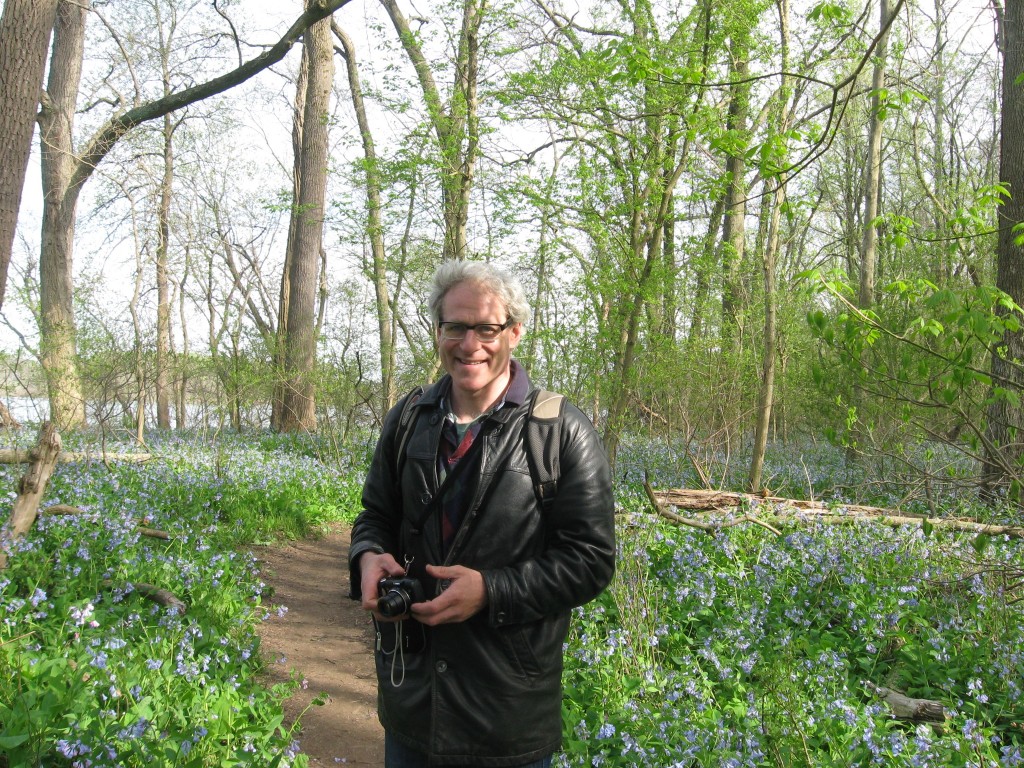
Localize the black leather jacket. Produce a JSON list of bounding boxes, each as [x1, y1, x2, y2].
[[349, 372, 615, 765]]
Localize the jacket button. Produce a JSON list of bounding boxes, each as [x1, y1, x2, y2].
[[420, 492, 431, 505], [496, 611, 506, 624], [436, 660, 448, 673]]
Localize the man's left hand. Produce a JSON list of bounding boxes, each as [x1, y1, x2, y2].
[[411, 564, 488, 625]]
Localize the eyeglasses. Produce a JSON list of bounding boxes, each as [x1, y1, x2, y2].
[[438, 319, 514, 342]]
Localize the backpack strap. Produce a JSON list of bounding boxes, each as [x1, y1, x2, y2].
[[393, 386, 424, 478], [526, 389, 565, 511], [393, 385, 565, 513]]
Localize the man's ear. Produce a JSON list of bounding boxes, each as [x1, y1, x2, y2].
[[508, 322, 524, 349]]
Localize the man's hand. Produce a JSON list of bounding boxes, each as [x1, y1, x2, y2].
[[358, 551, 405, 619], [411, 564, 488, 626]]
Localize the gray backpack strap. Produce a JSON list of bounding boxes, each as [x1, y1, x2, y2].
[[526, 389, 565, 511]]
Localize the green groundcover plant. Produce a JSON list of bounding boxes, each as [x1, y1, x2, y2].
[[0, 430, 364, 767], [563, 441, 1024, 768], [1, 428, 1022, 767]]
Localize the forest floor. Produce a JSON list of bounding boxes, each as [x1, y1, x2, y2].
[[252, 524, 385, 767]]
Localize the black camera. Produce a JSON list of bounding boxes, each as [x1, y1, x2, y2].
[[377, 577, 426, 618]]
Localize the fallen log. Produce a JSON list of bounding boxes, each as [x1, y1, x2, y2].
[[37, 504, 171, 539], [102, 580, 187, 613], [864, 681, 946, 724], [41, 503, 85, 515], [644, 480, 782, 536], [0, 449, 154, 464], [138, 527, 170, 540], [650, 487, 1024, 539], [0, 422, 62, 570]]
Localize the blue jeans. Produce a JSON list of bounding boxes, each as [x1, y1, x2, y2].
[[385, 732, 554, 768]]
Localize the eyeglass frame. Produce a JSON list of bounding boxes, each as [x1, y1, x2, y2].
[[437, 318, 515, 342]]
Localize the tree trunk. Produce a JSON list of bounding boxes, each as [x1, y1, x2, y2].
[[0, 422, 62, 570], [749, 183, 785, 494], [749, 0, 791, 493], [38, 0, 89, 431], [129, 197, 147, 441], [379, 0, 483, 261], [984, 0, 1024, 497], [0, 0, 59, 310], [685, 196, 724, 357], [278, 5, 334, 433], [717, 22, 752, 448], [858, 0, 889, 310], [155, 111, 175, 429], [336, 23, 397, 413]]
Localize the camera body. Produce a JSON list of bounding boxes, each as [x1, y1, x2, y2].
[[377, 576, 426, 618]]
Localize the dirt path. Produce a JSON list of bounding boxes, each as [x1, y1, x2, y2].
[[252, 524, 385, 767]]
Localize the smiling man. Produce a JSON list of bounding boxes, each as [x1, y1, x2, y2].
[[349, 261, 616, 768]]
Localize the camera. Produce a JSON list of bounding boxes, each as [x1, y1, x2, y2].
[[377, 577, 426, 618]]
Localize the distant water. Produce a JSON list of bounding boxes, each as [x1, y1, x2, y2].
[[1, 395, 274, 431], [3, 396, 48, 425]]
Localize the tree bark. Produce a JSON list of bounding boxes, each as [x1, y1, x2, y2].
[[984, 0, 1024, 497], [863, 682, 947, 724], [749, 182, 784, 493], [278, 4, 335, 433], [0, 0, 59, 310], [749, 0, 791, 493], [858, 0, 889, 311], [0, 422, 62, 570], [38, 0, 90, 431], [717, 19, 752, 450], [155, 110, 175, 430]]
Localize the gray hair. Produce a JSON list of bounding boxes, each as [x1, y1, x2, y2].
[[428, 261, 531, 327]]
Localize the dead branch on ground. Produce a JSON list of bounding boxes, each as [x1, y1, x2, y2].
[[649, 487, 1024, 539], [0, 449, 154, 464], [0, 423, 62, 570], [102, 580, 187, 613], [864, 681, 946, 724], [644, 479, 782, 536], [38, 504, 171, 539]]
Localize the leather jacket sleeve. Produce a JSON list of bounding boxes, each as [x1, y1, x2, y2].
[[348, 392, 412, 599]]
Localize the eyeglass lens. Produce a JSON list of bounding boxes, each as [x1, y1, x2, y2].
[[440, 322, 505, 341]]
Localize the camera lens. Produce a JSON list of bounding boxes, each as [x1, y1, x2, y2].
[[377, 588, 411, 618]]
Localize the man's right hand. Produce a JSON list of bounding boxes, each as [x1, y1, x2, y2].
[[358, 551, 405, 618]]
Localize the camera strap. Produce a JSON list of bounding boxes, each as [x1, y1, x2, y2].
[[373, 616, 426, 687], [408, 428, 485, 535]]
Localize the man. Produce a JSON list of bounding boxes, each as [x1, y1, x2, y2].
[[349, 260, 616, 767]]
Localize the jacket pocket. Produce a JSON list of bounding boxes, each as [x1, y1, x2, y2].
[[497, 624, 542, 678]]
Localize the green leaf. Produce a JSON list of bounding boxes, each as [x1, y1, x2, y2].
[[808, 2, 851, 24], [0, 733, 30, 748]]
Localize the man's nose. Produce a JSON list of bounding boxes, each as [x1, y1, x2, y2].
[[458, 331, 484, 349]]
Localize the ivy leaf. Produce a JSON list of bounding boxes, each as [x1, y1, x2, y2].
[[972, 533, 990, 555]]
